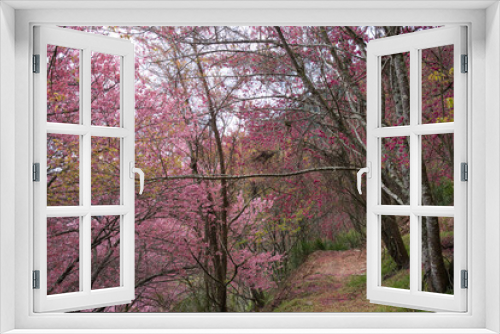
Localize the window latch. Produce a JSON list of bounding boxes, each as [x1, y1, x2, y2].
[[357, 162, 371, 195], [129, 162, 145, 195]]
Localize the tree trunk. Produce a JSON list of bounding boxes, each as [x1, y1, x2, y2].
[[194, 43, 229, 312], [381, 193, 410, 270], [392, 53, 411, 126], [421, 163, 450, 293]]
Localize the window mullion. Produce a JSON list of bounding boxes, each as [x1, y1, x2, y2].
[[82, 47, 92, 294], [78, 47, 84, 294], [409, 47, 420, 294]]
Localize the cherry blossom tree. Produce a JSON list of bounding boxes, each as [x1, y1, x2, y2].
[[45, 25, 455, 312]]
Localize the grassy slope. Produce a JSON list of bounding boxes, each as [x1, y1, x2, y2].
[[267, 228, 454, 312]]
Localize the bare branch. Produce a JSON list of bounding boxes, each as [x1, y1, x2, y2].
[[157, 166, 357, 182]]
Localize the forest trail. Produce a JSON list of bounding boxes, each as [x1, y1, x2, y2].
[[266, 249, 402, 312]]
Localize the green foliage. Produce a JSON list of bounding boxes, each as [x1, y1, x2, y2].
[[288, 230, 364, 271], [431, 179, 454, 206], [331, 229, 364, 251], [172, 283, 273, 312], [272, 298, 315, 312], [171, 290, 209, 312], [288, 239, 316, 270]]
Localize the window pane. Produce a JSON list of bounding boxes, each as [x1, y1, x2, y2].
[[421, 134, 454, 206], [91, 52, 121, 127], [380, 52, 410, 127], [47, 134, 80, 206], [381, 215, 410, 290], [420, 217, 454, 295], [91, 137, 120, 205], [91, 215, 121, 290], [47, 217, 80, 294], [381, 137, 410, 205], [421, 45, 454, 124], [47, 45, 80, 124]]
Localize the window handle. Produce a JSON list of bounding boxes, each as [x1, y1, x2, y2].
[[357, 162, 371, 195], [129, 162, 145, 195]]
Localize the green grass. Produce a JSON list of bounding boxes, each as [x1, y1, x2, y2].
[[272, 298, 315, 312], [346, 272, 366, 288], [380, 233, 411, 289]]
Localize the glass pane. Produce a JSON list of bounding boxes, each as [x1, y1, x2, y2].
[[381, 137, 410, 205], [47, 217, 80, 294], [91, 215, 121, 290], [91, 52, 121, 127], [47, 45, 80, 124], [421, 45, 454, 124], [420, 217, 454, 294], [380, 52, 410, 127], [421, 134, 454, 206], [91, 137, 120, 206], [381, 215, 410, 289], [47, 134, 80, 206]]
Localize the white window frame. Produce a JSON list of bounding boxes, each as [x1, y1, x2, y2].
[[366, 26, 468, 312], [33, 25, 136, 313], [1, 1, 499, 333]]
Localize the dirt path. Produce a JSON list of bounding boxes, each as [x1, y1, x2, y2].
[[266, 249, 405, 312]]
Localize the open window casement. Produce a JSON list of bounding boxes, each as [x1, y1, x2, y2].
[[363, 26, 467, 312], [33, 26, 139, 312]]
